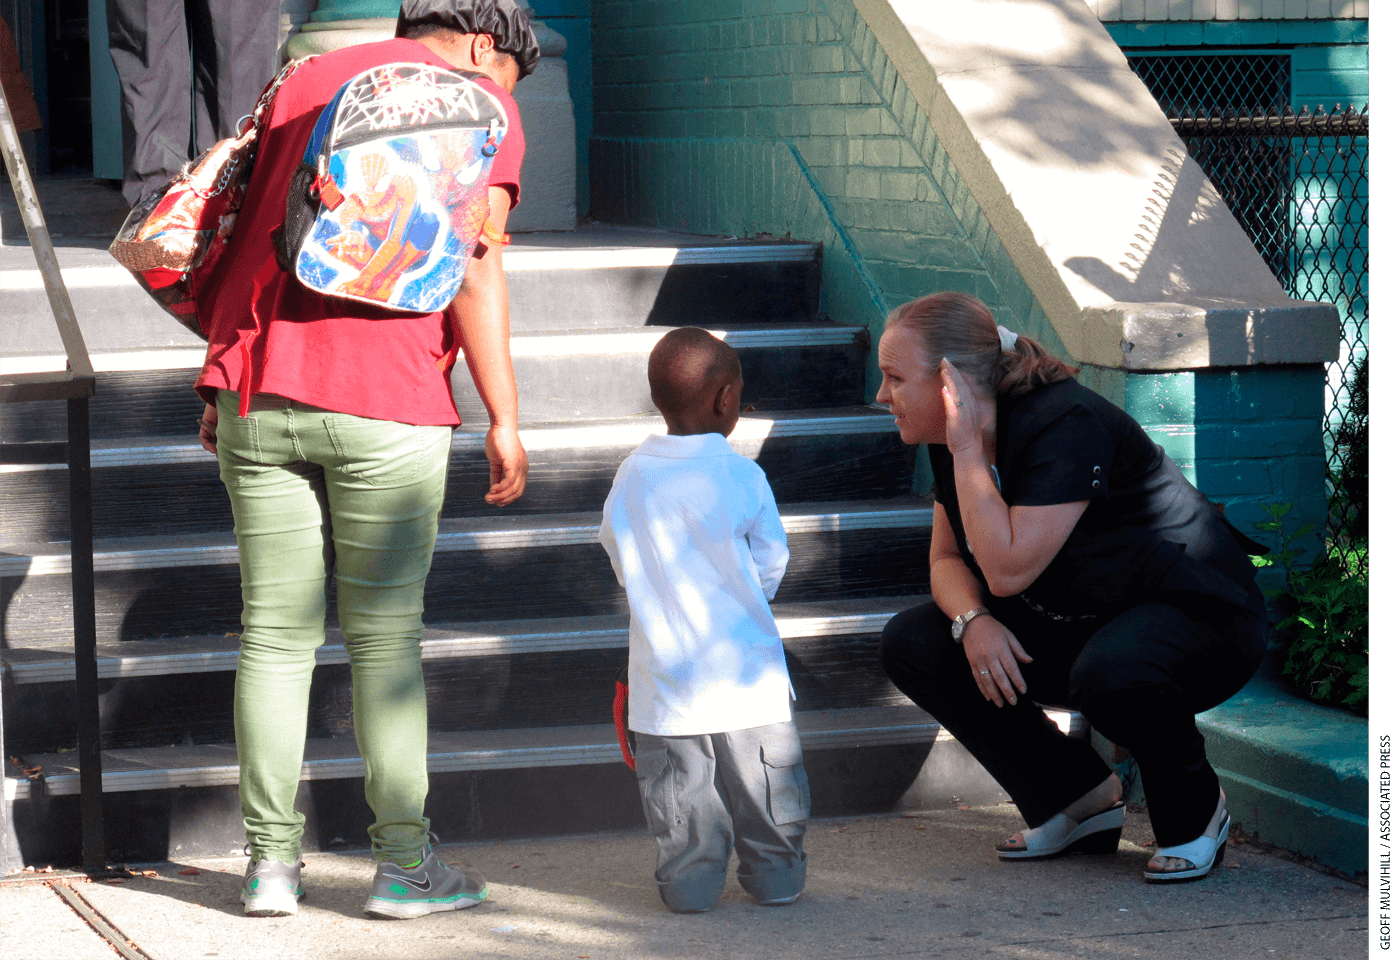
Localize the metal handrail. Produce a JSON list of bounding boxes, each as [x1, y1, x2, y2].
[[0, 92, 95, 398], [2, 80, 105, 876]]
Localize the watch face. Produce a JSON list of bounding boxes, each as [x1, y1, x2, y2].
[[951, 618, 965, 640]]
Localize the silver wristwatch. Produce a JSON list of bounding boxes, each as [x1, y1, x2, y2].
[[951, 606, 990, 642]]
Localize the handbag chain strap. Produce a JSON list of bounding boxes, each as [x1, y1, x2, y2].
[[196, 57, 313, 199]]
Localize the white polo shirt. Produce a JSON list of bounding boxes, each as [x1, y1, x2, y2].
[[599, 432, 793, 737]]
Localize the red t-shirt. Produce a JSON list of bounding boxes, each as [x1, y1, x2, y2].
[[195, 39, 525, 425]]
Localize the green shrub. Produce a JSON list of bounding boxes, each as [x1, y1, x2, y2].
[[1332, 354, 1367, 545], [1253, 503, 1367, 716]]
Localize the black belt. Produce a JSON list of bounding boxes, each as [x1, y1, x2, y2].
[[1020, 594, 1101, 623]]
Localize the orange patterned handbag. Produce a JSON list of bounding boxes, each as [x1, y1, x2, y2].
[[108, 57, 309, 339]]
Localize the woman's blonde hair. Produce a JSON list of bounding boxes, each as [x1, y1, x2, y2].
[[884, 292, 1078, 397]]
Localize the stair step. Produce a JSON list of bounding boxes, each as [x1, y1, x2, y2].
[[1, 176, 129, 245], [1, 407, 909, 541], [2, 500, 930, 577], [2, 229, 821, 357], [2, 596, 927, 683], [0, 324, 860, 378], [5, 631, 916, 754], [0, 323, 867, 443], [4, 407, 900, 467], [456, 324, 868, 419], [2, 333, 873, 456], [1, 501, 934, 642], [4, 705, 941, 799], [4, 704, 1087, 802]]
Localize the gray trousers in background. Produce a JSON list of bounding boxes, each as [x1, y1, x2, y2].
[[633, 721, 810, 913], [107, 0, 279, 205]]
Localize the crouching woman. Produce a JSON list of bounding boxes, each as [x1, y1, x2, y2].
[[876, 292, 1268, 883]]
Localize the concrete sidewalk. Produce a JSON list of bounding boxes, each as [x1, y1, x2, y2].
[[2, 804, 1365, 960]]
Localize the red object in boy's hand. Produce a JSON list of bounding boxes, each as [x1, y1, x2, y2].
[[613, 665, 635, 771]]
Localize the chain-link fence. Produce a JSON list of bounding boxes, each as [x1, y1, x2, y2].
[[1128, 55, 1369, 558]]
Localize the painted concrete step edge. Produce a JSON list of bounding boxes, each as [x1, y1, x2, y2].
[[4, 704, 1089, 800], [0, 498, 931, 577], [2, 596, 930, 684], [1198, 676, 1367, 876]]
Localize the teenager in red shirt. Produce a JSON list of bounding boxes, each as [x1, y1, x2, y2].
[[194, 0, 537, 920]]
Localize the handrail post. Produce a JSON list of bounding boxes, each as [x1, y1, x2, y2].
[[2, 76, 106, 876], [68, 397, 104, 875]]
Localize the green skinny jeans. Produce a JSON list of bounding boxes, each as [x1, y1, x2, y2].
[[215, 390, 452, 866]]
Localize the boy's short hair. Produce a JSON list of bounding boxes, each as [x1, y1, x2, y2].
[[648, 327, 741, 419]]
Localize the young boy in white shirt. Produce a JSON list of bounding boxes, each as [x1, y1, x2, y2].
[[599, 327, 809, 914]]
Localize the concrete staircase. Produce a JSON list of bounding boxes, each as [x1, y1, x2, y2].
[[2, 219, 1026, 865]]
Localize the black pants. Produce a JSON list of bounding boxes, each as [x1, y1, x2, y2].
[[880, 592, 1268, 847], [107, 0, 279, 205]]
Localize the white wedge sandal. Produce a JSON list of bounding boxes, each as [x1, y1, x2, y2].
[[1143, 795, 1230, 883], [995, 802, 1125, 860]]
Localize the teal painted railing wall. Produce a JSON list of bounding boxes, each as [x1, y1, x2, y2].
[[1128, 368, 1328, 573]]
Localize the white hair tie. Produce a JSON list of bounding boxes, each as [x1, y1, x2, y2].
[[998, 325, 1019, 351]]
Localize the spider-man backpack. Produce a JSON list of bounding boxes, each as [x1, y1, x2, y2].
[[273, 62, 509, 313]]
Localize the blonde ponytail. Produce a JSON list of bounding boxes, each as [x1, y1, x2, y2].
[[885, 292, 1077, 397]]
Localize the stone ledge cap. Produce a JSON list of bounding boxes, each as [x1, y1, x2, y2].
[[1080, 297, 1340, 371]]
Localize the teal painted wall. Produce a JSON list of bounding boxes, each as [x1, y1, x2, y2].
[[1124, 367, 1328, 568], [589, 0, 1115, 407], [88, 0, 122, 181]]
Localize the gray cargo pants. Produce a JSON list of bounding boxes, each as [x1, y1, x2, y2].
[[633, 721, 810, 913]]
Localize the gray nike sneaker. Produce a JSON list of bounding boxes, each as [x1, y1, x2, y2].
[[363, 843, 489, 919], [240, 858, 306, 917]]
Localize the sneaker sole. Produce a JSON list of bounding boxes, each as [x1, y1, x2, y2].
[[242, 892, 303, 917], [363, 889, 489, 919]]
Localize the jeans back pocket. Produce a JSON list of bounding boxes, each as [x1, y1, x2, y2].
[[324, 417, 430, 488]]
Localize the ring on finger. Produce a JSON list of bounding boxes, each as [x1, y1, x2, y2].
[[979, 669, 990, 675]]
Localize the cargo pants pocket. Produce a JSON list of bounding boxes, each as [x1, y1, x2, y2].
[[760, 738, 811, 826], [635, 747, 678, 838]]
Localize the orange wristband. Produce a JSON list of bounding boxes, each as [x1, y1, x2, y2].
[[480, 220, 511, 246]]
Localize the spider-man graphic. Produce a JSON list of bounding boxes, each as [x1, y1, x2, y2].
[[324, 149, 442, 303], [423, 131, 493, 245]]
